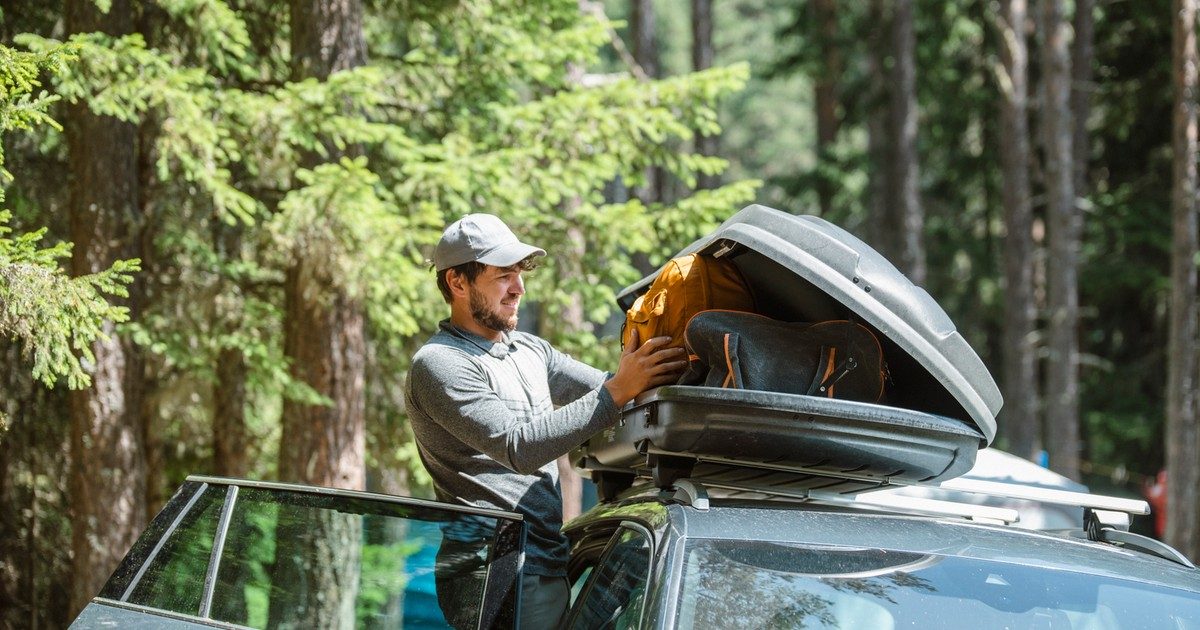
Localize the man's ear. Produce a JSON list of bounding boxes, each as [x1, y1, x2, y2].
[[446, 269, 470, 300]]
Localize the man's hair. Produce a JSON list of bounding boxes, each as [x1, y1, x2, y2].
[[436, 254, 541, 303]]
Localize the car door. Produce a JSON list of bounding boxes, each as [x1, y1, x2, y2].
[[563, 522, 657, 630], [71, 476, 525, 630]]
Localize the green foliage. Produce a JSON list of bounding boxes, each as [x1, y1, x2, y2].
[[0, 212, 140, 388], [0, 41, 76, 198], [0, 41, 140, 389], [355, 538, 419, 624], [19, 31, 260, 224], [5, 0, 754, 492], [156, 0, 253, 76], [758, 0, 1178, 485]]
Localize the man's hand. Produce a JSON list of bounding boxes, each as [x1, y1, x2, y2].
[[604, 329, 688, 407]]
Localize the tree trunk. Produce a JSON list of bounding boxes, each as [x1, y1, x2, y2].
[[1167, 0, 1200, 560], [692, 0, 719, 190], [1071, 0, 1094, 196], [274, 4, 368, 626], [64, 0, 148, 616], [214, 347, 249, 477], [631, 0, 664, 202], [280, 0, 367, 492], [630, 0, 658, 81], [1, 341, 73, 630], [213, 221, 249, 479], [279, 248, 367, 492], [813, 0, 842, 216], [886, 0, 925, 286], [996, 0, 1040, 462], [866, 0, 891, 249], [1040, 0, 1080, 480], [289, 0, 367, 82], [136, 0, 169, 523]]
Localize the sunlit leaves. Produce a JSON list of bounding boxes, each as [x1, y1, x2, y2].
[[0, 42, 76, 197], [0, 212, 140, 389], [6, 0, 757, 463], [19, 31, 260, 224], [0, 42, 140, 389], [154, 0, 253, 76]]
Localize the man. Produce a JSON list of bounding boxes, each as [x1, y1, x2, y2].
[[405, 213, 686, 629]]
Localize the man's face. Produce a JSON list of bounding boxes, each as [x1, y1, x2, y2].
[[465, 264, 525, 333]]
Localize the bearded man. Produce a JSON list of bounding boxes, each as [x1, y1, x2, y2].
[[405, 213, 685, 629]]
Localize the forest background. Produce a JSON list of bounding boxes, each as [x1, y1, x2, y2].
[[4, 0, 1200, 626]]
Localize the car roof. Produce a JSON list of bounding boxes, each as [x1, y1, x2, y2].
[[583, 496, 1200, 592]]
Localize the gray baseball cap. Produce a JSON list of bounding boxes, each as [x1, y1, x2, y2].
[[433, 213, 546, 272]]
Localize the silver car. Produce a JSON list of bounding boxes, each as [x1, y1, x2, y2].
[[71, 207, 1200, 628], [70, 472, 1200, 629]]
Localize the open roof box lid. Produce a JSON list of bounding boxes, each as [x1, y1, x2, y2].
[[579, 205, 1003, 498]]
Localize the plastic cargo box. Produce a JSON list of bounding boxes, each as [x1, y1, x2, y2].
[[578, 205, 1003, 498]]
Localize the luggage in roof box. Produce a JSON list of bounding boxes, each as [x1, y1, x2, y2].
[[578, 205, 1004, 498]]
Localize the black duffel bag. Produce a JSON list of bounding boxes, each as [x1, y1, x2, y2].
[[679, 310, 888, 403]]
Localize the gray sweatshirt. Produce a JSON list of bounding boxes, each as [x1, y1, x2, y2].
[[404, 320, 620, 575]]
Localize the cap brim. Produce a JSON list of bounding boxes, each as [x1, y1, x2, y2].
[[476, 241, 546, 268]]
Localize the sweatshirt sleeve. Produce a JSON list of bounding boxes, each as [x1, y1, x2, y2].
[[407, 347, 620, 475], [542, 339, 610, 406]]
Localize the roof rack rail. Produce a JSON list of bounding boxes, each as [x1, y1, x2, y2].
[[658, 473, 1198, 569], [666, 477, 1196, 570], [680, 456, 1151, 520], [677, 457, 1151, 522], [937, 477, 1150, 520], [658, 471, 1154, 526], [673, 478, 1019, 524]]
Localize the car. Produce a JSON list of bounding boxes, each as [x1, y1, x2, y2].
[[68, 469, 1200, 630], [68, 463, 1200, 630], [71, 206, 1200, 628], [562, 480, 1200, 630]]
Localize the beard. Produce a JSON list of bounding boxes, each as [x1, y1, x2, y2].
[[469, 287, 518, 333]]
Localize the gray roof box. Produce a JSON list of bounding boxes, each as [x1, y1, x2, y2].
[[618, 205, 1002, 443]]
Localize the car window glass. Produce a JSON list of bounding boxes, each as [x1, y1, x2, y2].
[[570, 566, 594, 606], [206, 487, 511, 630], [676, 539, 1200, 630], [568, 528, 651, 630], [124, 486, 224, 615]]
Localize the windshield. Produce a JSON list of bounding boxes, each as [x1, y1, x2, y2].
[[676, 539, 1200, 630]]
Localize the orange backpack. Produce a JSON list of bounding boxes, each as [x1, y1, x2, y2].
[[621, 253, 756, 353]]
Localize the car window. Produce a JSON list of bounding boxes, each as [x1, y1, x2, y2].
[[107, 481, 524, 630], [567, 539, 607, 607], [675, 539, 1200, 630], [123, 485, 224, 613], [567, 527, 652, 630], [208, 488, 516, 629], [570, 566, 594, 606]]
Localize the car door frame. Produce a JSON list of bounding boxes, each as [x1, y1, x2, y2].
[[86, 475, 526, 629], [562, 498, 684, 630]]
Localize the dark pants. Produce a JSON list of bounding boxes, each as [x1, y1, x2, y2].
[[435, 539, 489, 630], [519, 573, 569, 629]]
